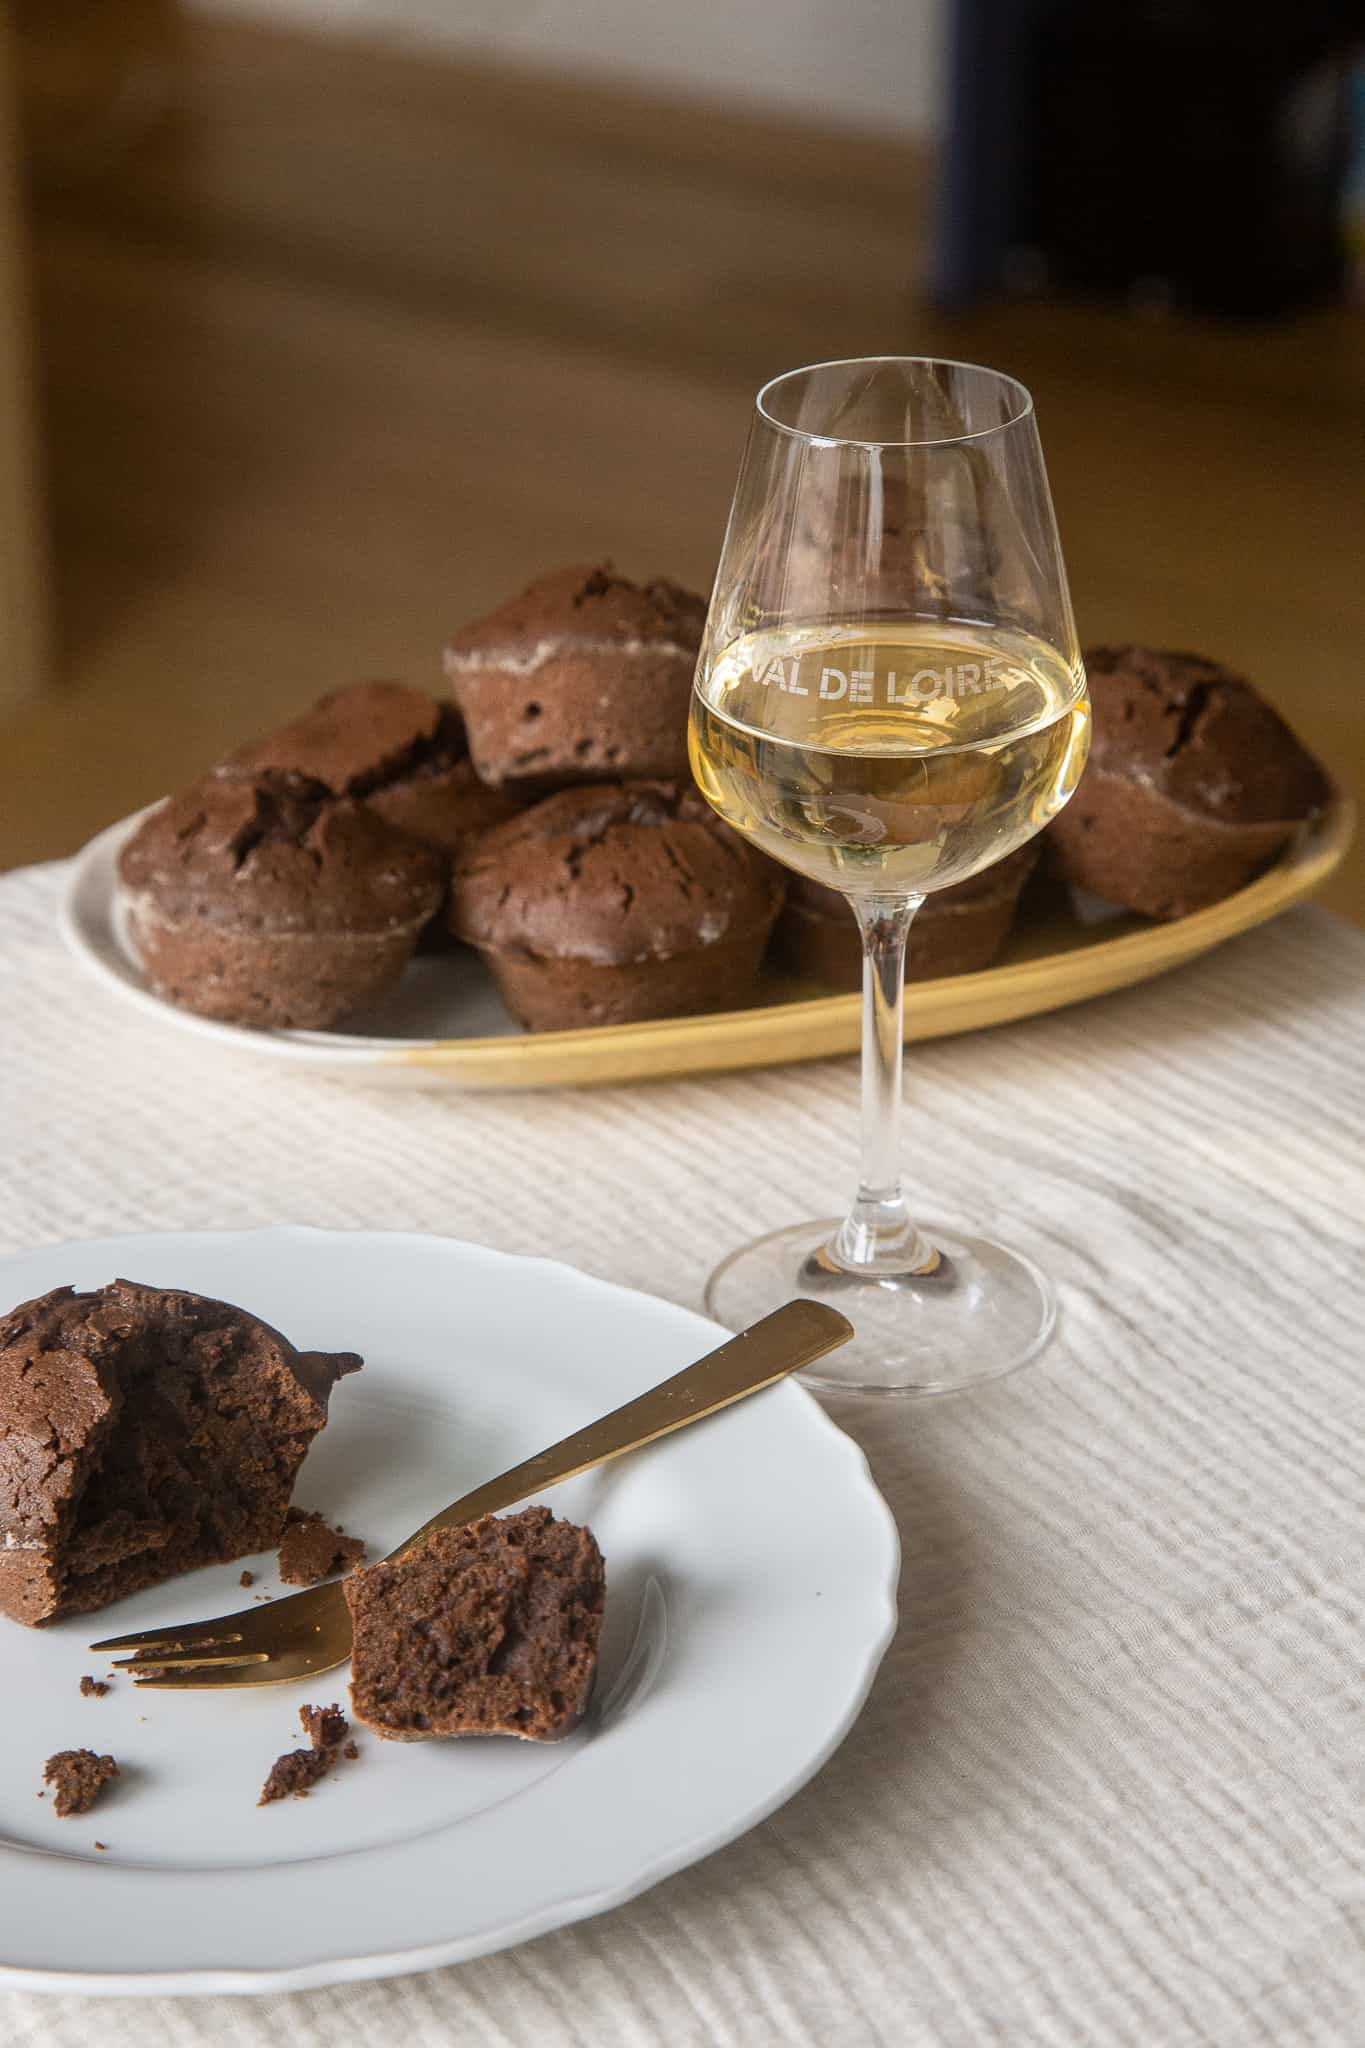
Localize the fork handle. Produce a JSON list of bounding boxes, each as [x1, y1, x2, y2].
[[389, 1298, 852, 1561]]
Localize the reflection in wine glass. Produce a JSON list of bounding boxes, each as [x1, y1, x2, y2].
[[689, 358, 1090, 1396]]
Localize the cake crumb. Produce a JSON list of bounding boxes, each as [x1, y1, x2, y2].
[[43, 1750, 118, 1818], [258, 1748, 332, 1805], [239, 1570, 255, 1588], [79, 1675, 110, 1698], [94, 1841, 108, 1852], [299, 1702, 349, 1752], [279, 1509, 366, 1586], [343, 1740, 359, 1761]]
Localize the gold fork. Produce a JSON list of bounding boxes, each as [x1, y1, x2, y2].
[[90, 1298, 852, 1690]]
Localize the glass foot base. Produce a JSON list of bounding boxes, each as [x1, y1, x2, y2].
[[705, 1219, 1057, 1397]]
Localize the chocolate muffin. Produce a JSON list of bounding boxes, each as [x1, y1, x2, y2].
[[775, 841, 1042, 990], [345, 1507, 605, 1743], [1048, 647, 1330, 919], [443, 565, 706, 788], [220, 680, 521, 862], [448, 781, 785, 1031], [118, 775, 443, 1030], [0, 1280, 361, 1625]]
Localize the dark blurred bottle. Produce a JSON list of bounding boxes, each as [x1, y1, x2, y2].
[[937, 0, 1362, 318]]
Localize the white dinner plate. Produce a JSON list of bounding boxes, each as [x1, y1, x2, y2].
[[0, 1228, 899, 1996]]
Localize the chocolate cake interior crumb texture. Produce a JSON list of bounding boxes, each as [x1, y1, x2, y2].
[[279, 1510, 366, 1585], [0, 1281, 361, 1625], [299, 1702, 349, 1751], [44, 1749, 118, 1817], [345, 1506, 604, 1742], [258, 1747, 332, 1805]]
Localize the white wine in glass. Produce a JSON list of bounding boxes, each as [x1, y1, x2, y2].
[[688, 358, 1090, 1396]]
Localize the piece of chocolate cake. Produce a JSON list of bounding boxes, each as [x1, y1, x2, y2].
[[258, 1748, 332, 1805], [279, 1510, 365, 1586], [44, 1749, 118, 1817], [299, 1702, 349, 1751], [444, 565, 706, 788], [345, 1506, 604, 1743], [0, 1280, 361, 1626]]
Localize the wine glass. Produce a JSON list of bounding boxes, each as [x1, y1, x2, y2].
[[688, 357, 1090, 1396]]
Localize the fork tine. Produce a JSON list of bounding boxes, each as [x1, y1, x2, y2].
[[109, 1650, 270, 1672], [89, 1580, 347, 1657], [131, 1648, 346, 1690], [90, 1581, 351, 1694], [89, 1619, 247, 1654]]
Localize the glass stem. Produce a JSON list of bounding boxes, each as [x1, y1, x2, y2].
[[832, 893, 935, 1275]]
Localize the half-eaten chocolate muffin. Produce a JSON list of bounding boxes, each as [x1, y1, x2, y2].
[[0, 1280, 360, 1625], [345, 1506, 605, 1742]]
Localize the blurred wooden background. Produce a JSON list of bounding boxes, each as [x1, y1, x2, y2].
[[2, 10, 1362, 921]]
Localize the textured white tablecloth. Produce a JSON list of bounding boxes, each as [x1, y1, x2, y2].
[[2, 858, 1364, 2047]]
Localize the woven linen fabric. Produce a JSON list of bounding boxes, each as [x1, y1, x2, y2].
[[2, 858, 1364, 2047]]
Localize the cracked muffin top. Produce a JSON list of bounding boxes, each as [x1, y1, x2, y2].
[[447, 781, 784, 965], [117, 775, 444, 935], [218, 681, 460, 798], [219, 681, 522, 859], [1082, 647, 1329, 825]]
